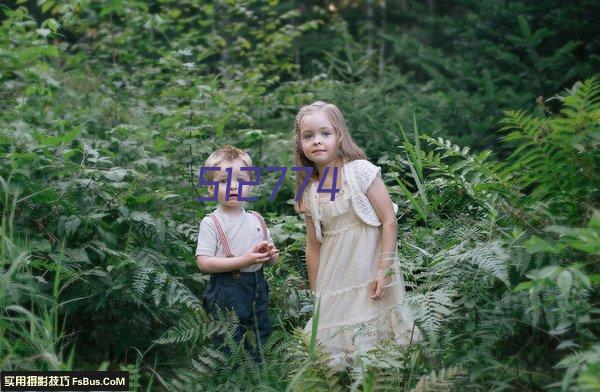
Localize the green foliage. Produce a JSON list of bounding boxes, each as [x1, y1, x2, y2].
[[554, 345, 600, 392], [392, 77, 600, 390], [410, 366, 468, 392], [501, 77, 600, 222], [0, 178, 72, 370], [1, 0, 598, 390]]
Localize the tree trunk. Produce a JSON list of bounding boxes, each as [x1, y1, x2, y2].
[[295, 2, 306, 78], [366, 0, 374, 80], [215, 0, 229, 79], [378, 0, 387, 83], [400, 0, 408, 12]]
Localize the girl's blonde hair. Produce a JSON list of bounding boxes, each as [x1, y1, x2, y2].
[[292, 101, 366, 215]]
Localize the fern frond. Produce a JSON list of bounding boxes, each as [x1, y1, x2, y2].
[[401, 288, 455, 337], [126, 248, 202, 311], [410, 366, 467, 392], [452, 240, 510, 286]]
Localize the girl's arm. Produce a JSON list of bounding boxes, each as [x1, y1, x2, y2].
[[365, 174, 398, 299], [304, 214, 321, 291]]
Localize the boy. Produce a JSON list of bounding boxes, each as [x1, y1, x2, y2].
[[196, 145, 279, 363]]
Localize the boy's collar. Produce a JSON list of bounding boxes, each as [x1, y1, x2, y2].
[[215, 204, 246, 220]]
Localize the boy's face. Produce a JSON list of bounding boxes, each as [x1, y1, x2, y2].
[[207, 158, 252, 206]]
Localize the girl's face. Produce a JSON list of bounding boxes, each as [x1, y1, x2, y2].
[[208, 158, 252, 206], [299, 112, 339, 166]]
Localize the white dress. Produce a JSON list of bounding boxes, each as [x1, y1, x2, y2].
[[303, 179, 419, 370]]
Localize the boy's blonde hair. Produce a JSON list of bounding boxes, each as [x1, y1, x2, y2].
[[203, 145, 253, 181], [292, 101, 366, 215]]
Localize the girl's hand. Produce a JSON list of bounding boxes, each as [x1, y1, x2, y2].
[[370, 271, 391, 301]]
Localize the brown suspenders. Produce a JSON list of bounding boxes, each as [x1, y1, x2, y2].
[[207, 210, 269, 279]]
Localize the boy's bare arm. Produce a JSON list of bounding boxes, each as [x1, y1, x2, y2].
[[196, 255, 248, 273], [196, 242, 271, 273]]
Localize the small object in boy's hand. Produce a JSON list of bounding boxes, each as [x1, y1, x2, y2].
[[256, 242, 271, 253]]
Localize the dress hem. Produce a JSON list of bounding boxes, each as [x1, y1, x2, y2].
[[308, 300, 417, 334], [316, 278, 403, 299]]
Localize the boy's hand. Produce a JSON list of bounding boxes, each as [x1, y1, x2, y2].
[[256, 242, 270, 254], [242, 241, 272, 266], [257, 242, 279, 261]]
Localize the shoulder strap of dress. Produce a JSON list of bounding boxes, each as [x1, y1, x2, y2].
[[249, 210, 268, 241], [309, 180, 319, 220], [303, 180, 314, 215], [207, 213, 234, 257]]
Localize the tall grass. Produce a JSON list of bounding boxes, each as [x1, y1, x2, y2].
[[0, 174, 72, 370]]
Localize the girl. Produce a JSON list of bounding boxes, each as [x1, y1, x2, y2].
[[293, 101, 420, 370]]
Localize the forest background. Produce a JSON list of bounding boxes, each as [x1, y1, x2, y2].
[[1, 0, 599, 390]]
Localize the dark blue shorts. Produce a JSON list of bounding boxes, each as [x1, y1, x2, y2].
[[202, 267, 272, 362]]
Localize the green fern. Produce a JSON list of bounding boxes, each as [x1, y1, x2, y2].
[[410, 366, 468, 392], [451, 240, 510, 286], [553, 345, 600, 392], [126, 248, 202, 311], [401, 288, 455, 338], [153, 312, 211, 345], [500, 76, 600, 221]]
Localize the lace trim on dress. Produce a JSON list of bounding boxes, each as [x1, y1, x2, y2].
[[316, 277, 402, 299], [313, 301, 416, 336], [317, 188, 347, 204], [321, 318, 419, 371], [316, 302, 395, 330], [322, 221, 362, 235]]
